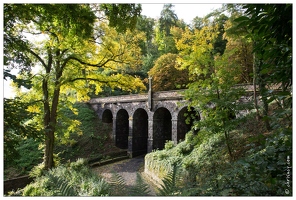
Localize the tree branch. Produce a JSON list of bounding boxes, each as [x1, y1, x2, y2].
[[62, 76, 121, 85], [65, 52, 127, 68], [27, 48, 49, 71]]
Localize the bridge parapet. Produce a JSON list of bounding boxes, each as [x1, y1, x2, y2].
[[89, 84, 264, 104], [89, 93, 148, 104], [153, 90, 185, 100], [89, 89, 186, 104]]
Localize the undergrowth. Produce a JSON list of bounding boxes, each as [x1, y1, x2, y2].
[[4, 102, 116, 180], [4, 138, 43, 179], [55, 102, 113, 162], [145, 112, 292, 196], [8, 158, 152, 196]]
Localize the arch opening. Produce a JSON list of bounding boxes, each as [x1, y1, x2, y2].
[[177, 107, 200, 142], [132, 108, 148, 156], [102, 109, 113, 123], [116, 109, 129, 149], [153, 107, 172, 150]]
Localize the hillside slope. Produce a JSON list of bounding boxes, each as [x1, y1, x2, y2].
[[144, 112, 292, 196]]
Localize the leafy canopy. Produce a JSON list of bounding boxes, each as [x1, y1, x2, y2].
[[4, 3, 145, 169], [148, 53, 189, 91]]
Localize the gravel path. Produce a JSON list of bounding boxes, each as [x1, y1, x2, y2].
[[92, 155, 157, 196]]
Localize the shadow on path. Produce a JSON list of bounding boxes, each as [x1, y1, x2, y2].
[[93, 155, 157, 196]]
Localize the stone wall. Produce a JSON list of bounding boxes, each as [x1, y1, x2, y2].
[[4, 175, 33, 194]]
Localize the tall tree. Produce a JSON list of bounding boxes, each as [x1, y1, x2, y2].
[[221, 13, 253, 83], [135, 15, 159, 78], [191, 16, 204, 30], [175, 18, 245, 159], [159, 4, 178, 36], [148, 53, 189, 91], [4, 4, 145, 169], [136, 15, 156, 55], [204, 10, 229, 56], [100, 4, 142, 33], [236, 4, 292, 130], [4, 98, 42, 166]]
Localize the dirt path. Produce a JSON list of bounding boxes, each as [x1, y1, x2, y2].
[[92, 155, 157, 196]]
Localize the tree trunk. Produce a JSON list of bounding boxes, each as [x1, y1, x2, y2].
[[222, 119, 233, 160], [260, 86, 271, 131], [43, 86, 61, 170], [252, 52, 260, 120], [44, 131, 55, 169], [42, 76, 54, 170], [258, 69, 271, 131], [43, 49, 64, 170]]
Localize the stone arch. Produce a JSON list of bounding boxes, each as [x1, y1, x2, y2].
[[153, 101, 175, 117], [153, 107, 172, 150], [101, 109, 113, 139], [177, 106, 200, 141], [115, 109, 129, 149], [102, 109, 113, 123], [132, 108, 148, 156]]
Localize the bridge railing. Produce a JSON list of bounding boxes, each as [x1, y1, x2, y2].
[[89, 89, 187, 104], [89, 84, 281, 104], [89, 93, 148, 104]]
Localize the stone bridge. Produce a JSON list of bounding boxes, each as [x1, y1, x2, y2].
[[89, 81, 255, 157], [89, 88, 199, 157]]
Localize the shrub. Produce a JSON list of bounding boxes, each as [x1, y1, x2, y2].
[[21, 159, 111, 196], [176, 141, 193, 155], [164, 140, 175, 150], [29, 163, 46, 178], [14, 138, 43, 173]]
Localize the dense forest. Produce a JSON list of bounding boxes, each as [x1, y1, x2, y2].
[[3, 4, 292, 196]]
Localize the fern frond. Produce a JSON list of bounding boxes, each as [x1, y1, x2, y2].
[[157, 164, 180, 196], [129, 173, 151, 196], [109, 173, 127, 196], [47, 173, 77, 196]]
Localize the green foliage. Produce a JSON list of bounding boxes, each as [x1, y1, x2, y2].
[[145, 111, 292, 196], [129, 173, 152, 196], [140, 53, 157, 76], [235, 4, 292, 131], [109, 173, 127, 196], [29, 163, 46, 178], [159, 4, 178, 36], [176, 141, 194, 155], [136, 15, 157, 57], [14, 138, 43, 172], [148, 53, 189, 91], [145, 137, 197, 182], [57, 103, 96, 143], [100, 4, 142, 33], [164, 140, 175, 150], [21, 158, 111, 196], [153, 4, 188, 55], [4, 3, 146, 169], [157, 164, 180, 196], [175, 12, 252, 160], [18, 158, 155, 196], [4, 98, 42, 166], [55, 102, 111, 162], [197, 128, 292, 196], [47, 173, 78, 196]]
